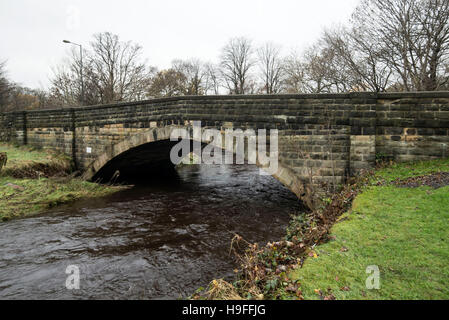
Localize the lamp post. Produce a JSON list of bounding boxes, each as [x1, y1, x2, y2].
[[63, 40, 84, 105]]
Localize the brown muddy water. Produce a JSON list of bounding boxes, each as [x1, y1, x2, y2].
[[0, 164, 302, 299]]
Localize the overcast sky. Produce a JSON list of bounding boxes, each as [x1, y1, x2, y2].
[[0, 0, 360, 89]]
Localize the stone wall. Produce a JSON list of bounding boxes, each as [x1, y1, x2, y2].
[[1, 92, 448, 205]]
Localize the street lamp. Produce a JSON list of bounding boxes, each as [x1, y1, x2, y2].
[[63, 40, 84, 105]]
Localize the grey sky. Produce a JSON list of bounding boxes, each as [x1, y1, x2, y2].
[[0, 0, 360, 89]]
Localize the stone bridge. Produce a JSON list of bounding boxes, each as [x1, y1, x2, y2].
[[1, 92, 449, 208]]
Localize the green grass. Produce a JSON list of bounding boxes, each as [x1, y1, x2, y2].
[[0, 143, 122, 221], [288, 159, 449, 300], [0, 143, 69, 168], [373, 158, 449, 182]]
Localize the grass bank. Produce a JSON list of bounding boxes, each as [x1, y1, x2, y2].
[[0, 143, 123, 221], [288, 158, 449, 300], [195, 158, 449, 300]]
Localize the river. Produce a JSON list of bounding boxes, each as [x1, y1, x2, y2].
[[0, 164, 302, 299]]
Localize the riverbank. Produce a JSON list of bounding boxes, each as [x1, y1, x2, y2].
[[288, 159, 449, 300], [0, 143, 124, 221], [195, 158, 449, 300]]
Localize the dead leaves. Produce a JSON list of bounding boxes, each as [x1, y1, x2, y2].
[[285, 281, 304, 300], [314, 288, 336, 300], [392, 172, 449, 189]]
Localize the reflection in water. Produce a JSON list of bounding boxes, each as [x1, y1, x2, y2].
[[0, 164, 303, 299]]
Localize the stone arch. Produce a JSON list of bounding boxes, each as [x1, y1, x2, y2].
[[82, 125, 308, 206]]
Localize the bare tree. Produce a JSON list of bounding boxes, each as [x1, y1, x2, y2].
[[219, 37, 255, 94], [353, 0, 449, 91], [89, 32, 150, 102], [0, 61, 11, 112], [147, 69, 188, 98], [283, 44, 351, 94], [257, 42, 285, 94], [172, 58, 207, 95], [442, 62, 449, 89], [322, 28, 392, 92], [284, 26, 392, 94], [50, 46, 106, 106], [283, 51, 308, 93], [8, 86, 40, 110], [283, 0, 448, 94], [51, 32, 152, 106], [0, 62, 50, 112], [301, 43, 353, 93], [203, 63, 221, 95], [302, 44, 336, 93], [50, 49, 83, 106]]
